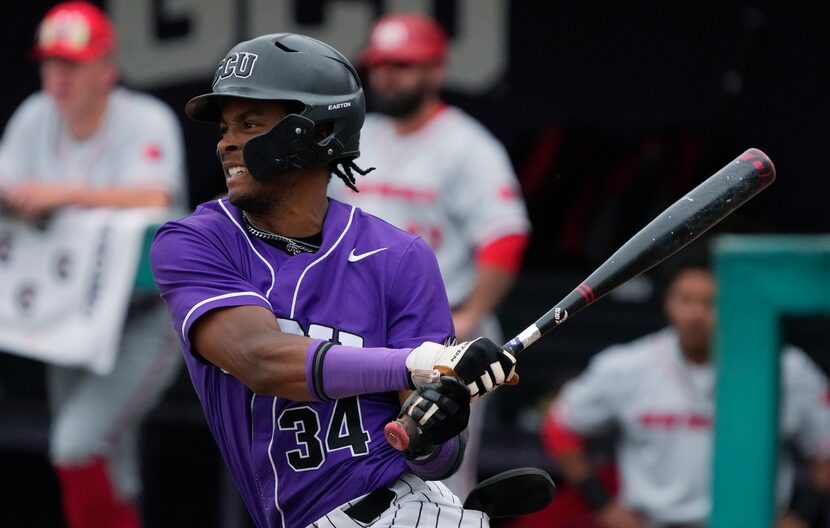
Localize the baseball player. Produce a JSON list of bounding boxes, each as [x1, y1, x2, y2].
[[540, 254, 830, 528], [329, 12, 531, 498], [149, 33, 519, 528], [0, 2, 185, 527]]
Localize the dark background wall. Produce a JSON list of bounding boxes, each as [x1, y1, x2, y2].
[[4, 1, 828, 256], [1, 1, 828, 526]]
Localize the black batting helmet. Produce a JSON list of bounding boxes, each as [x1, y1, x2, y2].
[[185, 33, 365, 181]]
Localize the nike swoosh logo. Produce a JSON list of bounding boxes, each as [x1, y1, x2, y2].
[[348, 247, 388, 262]]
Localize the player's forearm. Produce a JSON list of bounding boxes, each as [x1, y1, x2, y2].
[[453, 265, 515, 338], [561, 451, 615, 513], [3, 181, 171, 218], [307, 337, 517, 402], [471, 265, 516, 311], [542, 412, 612, 510], [455, 233, 527, 328], [190, 305, 311, 398], [305, 341, 411, 401], [191, 305, 515, 401], [557, 450, 594, 484], [201, 335, 410, 401], [64, 185, 171, 208], [809, 457, 830, 491], [192, 308, 316, 399], [191, 306, 412, 400]]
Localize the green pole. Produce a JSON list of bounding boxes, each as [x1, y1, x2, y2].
[[134, 225, 160, 293], [712, 235, 830, 528]]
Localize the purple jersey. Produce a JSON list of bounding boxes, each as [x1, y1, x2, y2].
[[150, 198, 453, 528]]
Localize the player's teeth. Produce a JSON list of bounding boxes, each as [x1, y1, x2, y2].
[[228, 166, 247, 177]]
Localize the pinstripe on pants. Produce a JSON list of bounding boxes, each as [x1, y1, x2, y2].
[[308, 473, 489, 528]]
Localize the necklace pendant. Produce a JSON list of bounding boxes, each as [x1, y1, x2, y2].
[[285, 240, 304, 255]]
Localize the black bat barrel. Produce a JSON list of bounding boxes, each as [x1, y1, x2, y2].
[[506, 148, 775, 355]]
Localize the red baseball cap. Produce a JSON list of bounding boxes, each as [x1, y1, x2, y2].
[[32, 1, 117, 62], [359, 13, 448, 67]]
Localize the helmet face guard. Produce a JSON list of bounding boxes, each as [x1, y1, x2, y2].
[[243, 114, 347, 181], [186, 33, 366, 180]]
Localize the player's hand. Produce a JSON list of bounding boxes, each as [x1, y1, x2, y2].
[[777, 513, 810, 528], [406, 337, 518, 401], [4, 182, 73, 219], [398, 376, 470, 459], [596, 501, 646, 528]]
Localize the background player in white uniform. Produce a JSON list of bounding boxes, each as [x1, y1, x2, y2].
[[541, 251, 830, 528], [330, 12, 531, 499], [0, 3, 185, 526]]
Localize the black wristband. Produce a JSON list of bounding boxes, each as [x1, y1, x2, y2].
[[576, 473, 611, 511], [789, 481, 828, 524], [309, 341, 334, 401]]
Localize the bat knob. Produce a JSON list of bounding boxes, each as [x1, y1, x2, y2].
[[384, 420, 411, 451]]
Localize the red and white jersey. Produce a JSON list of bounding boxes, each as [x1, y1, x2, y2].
[[551, 327, 830, 525], [0, 87, 185, 207], [330, 106, 530, 308]]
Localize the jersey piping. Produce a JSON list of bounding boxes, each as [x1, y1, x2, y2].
[[219, 199, 277, 299], [180, 291, 273, 345], [179, 199, 279, 344], [269, 203, 356, 525], [268, 397, 288, 528], [289, 205, 356, 318], [221, 197, 289, 528]]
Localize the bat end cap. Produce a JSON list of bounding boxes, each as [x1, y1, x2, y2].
[[741, 147, 776, 184], [384, 421, 410, 451]]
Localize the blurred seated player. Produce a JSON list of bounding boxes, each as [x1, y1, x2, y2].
[[538, 246, 830, 528], [0, 2, 185, 527]]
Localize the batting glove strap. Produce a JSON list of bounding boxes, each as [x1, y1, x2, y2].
[[405, 341, 445, 388], [400, 376, 471, 446], [405, 338, 518, 399], [405, 434, 466, 482]]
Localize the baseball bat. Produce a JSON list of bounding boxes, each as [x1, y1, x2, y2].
[[384, 147, 776, 451]]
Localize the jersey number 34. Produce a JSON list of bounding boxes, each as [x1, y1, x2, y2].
[[277, 318, 370, 472]]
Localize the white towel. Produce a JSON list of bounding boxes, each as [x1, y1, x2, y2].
[[0, 207, 167, 374]]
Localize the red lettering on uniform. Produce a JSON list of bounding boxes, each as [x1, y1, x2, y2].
[[687, 414, 712, 428], [639, 412, 712, 429], [404, 221, 443, 250], [355, 183, 437, 203], [428, 226, 443, 249]]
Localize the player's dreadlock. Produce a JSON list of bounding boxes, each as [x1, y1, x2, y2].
[[331, 159, 375, 192]]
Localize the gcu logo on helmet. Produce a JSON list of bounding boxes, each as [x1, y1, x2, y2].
[[213, 52, 259, 87]]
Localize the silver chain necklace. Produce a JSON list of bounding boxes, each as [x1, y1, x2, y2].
[[241, 211, 321, 255]]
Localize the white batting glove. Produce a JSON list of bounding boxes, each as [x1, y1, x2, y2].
[[406, 337, 518, 401]]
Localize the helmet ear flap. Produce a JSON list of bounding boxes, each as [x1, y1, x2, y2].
[[243, 114, 345, 181]]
